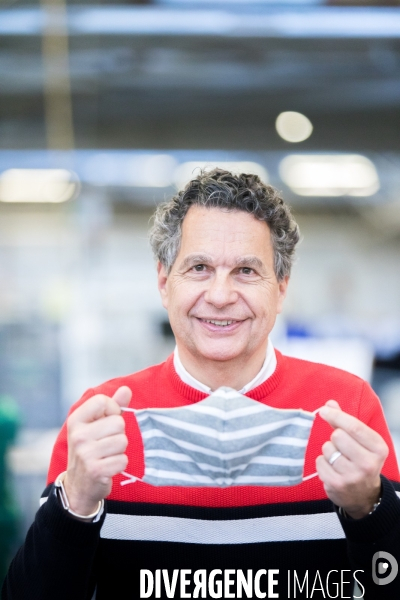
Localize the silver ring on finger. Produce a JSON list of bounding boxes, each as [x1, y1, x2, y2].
[[328, 450, 342, 466]]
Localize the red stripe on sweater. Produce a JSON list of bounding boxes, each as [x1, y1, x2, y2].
[[47, 352, 400, 507]]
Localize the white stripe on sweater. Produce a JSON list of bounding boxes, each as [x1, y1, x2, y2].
[[100, 512, 345, 544]]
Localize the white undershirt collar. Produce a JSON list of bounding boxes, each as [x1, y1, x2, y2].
[[173, 339, 277, 394]]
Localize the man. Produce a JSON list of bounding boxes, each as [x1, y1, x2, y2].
[[3, 169, 400, 599]]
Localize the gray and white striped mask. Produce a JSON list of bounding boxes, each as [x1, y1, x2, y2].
[[122, 387, 318, 488]]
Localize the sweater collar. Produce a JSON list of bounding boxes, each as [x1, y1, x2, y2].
[[166, 350, 285, 404], [173, 339, 277, 395]]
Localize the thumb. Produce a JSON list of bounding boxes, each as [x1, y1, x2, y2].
[[325, 399, 341, 410], [112, 386, 132, 408]]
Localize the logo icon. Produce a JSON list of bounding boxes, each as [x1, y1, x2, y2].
[[372, 551, 398, 585]]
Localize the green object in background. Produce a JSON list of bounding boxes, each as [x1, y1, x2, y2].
[[0, 395, 20, 586]]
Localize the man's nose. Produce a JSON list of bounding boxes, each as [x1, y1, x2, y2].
[[203, 272, 238, 308]]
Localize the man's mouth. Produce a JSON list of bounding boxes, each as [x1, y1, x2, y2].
[[199, 318, 240, 327]]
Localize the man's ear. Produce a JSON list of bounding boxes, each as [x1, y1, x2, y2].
[[157, 262, 169, 309], [276, 276, 289, 314]]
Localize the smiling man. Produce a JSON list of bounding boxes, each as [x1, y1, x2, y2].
[[3, 169, 400, 600], [158, 205, 288, 391]]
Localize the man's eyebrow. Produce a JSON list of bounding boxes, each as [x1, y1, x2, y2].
[[178, 254, 213, 271], [178, 254, 267, 272], [235, 256, 266, 272]]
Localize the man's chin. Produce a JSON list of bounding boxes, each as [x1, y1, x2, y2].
[[194, 344, 245, 364]]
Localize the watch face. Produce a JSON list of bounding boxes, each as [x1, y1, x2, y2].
[[54, 474, 69, 510], [369, 498, 381, 515]]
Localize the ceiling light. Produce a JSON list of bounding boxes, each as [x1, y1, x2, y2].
[[279, 154, 379, 197], [83, 153, 177, 187], [275, 112, 313, 143], [173, 161, 268, 190], [124, 154, 177, 187], [0, 169, 79, 203]]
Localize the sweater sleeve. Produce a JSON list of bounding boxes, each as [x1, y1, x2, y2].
[[1, 487, 104, 600], [338, 381, 400, 599], [1, 389, 102, 600]]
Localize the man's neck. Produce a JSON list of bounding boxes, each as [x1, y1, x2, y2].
[[175, 343, 273, 392]]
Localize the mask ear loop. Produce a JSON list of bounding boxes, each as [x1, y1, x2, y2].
[[302, 407, 323, 483], [119, 406, 146, 486]]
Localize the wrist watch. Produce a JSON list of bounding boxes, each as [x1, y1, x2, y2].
[[339, 497, 381, 519], [54, 471, 104, 521], [369, 497, 382, 514]]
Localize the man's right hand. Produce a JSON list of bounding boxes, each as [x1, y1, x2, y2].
[[63, 386, 132, 516]]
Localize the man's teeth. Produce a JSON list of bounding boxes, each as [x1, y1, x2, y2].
[[204, 319, 235, 326]]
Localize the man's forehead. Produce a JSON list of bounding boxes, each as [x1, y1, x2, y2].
[[176, 207, 273, 269], [182, 203, 270, 234], [181, 206, 271, 238], [182, 204, 266, 225]]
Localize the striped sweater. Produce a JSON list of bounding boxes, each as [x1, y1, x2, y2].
[[3, 352, 400, 599]]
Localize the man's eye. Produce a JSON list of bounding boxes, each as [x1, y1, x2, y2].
[[241, 267, 254, 275], [193, 264, 206, 272]]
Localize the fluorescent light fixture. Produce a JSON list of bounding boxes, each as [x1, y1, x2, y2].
[[2, 7, 400, 38], [279, 155, 379, 197], [159, 1, 324, 4], [275, 111, 313, 143], [82, 153, 177, 187], [173, 161, 268, 189], [71, 8, 235, 36], [124, 154, 177, 187], [0, 169, 79, 203]]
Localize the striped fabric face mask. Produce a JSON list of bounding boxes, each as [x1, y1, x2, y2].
[[121, 387, 318, 488]]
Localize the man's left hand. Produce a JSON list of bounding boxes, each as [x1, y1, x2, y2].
[[316, 400, 389, 519]]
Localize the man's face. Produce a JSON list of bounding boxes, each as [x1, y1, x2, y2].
[[158, 206, 288, 367]]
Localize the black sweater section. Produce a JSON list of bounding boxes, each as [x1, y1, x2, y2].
[[3, 476, 400, 599]]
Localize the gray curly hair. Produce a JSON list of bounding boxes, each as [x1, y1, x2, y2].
[[149, 168, 300, 281]]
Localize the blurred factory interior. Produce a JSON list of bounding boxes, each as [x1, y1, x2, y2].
[[1, 0, 400, 570]]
